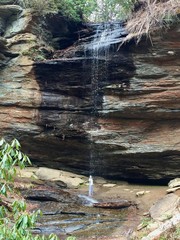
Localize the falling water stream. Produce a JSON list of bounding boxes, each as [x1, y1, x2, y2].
[[87, 22, 126, 53], [86, 22, 125, 177]]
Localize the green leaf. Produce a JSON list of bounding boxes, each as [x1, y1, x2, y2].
[[18, 151, 22, 160], [0, 138, 59, 240], [0, 138, 5, 146], [48, 233, 59, 240], [0, 183, 7, 196], [66, 237, 76, 240], [2, 153, 8, 163], [11, 139, 21, 149]]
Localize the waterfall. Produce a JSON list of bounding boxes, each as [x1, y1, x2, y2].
[[86, 22, 125, 116], [87, 22, 126, 58], [85, 22, 125, 176]]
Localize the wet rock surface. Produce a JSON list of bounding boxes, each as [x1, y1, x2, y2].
[[93, 200, 136, 209], [23, 186, 75, 203], [15, 168, 180, 239], [0, 1, 179, 182], [32, 25, 180, 182], [16, 169, 139, 239]]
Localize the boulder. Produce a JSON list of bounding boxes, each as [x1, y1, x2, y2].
[[16, 166, 37, 178], [166, 186, 180, 193], [23, 187, 76, 203], [93, 200, 136, 209], [103, 183, 116, 188], [149, 193, 180, 221], [35, 167, 63, 181], [142, 213, 180, 240], [168, 178, 180, 188], [35, 167, 85, 188]]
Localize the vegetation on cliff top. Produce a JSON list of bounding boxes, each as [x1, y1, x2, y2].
[[20, 0, 137, 21], [125, 0, 180, 42], [21, 0, 180, 41]]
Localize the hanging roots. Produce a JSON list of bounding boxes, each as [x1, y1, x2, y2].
[[123, 0, 180, 43]]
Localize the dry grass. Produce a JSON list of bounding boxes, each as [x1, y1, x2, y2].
[[123, 0, 180, 43]]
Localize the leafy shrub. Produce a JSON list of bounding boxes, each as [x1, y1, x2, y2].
[[20, 0, 96, 21], [90, 0, 136, 22], [54, 0, 97, 21], [19, 0, 136, 21], [0, 138, 60, 240]]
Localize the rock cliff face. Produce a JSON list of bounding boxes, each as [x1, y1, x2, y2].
[[0, 2, 179, 182]]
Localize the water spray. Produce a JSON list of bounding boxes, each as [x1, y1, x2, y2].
[[88, 175, 93, 196]]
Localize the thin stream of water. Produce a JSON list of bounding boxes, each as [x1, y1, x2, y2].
[[86, 22, 124, 177]]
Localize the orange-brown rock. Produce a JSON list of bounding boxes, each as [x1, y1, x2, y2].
[[0, 1, 179, 182]]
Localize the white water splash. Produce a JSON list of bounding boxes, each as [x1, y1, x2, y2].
[[86, 22, 126, 57], [78, 194, 99, 207], [88, 175, 94, 196]]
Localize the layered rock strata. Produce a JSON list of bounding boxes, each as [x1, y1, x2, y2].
[[0, 1, 179, 182]]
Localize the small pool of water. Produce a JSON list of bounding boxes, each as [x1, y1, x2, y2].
[[33, 200, 128, 238]]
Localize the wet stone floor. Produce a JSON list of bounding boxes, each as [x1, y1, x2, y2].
[[19, 171, 168, 239]]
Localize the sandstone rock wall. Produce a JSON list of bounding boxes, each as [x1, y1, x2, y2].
[[0, 2, 179, 182]]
